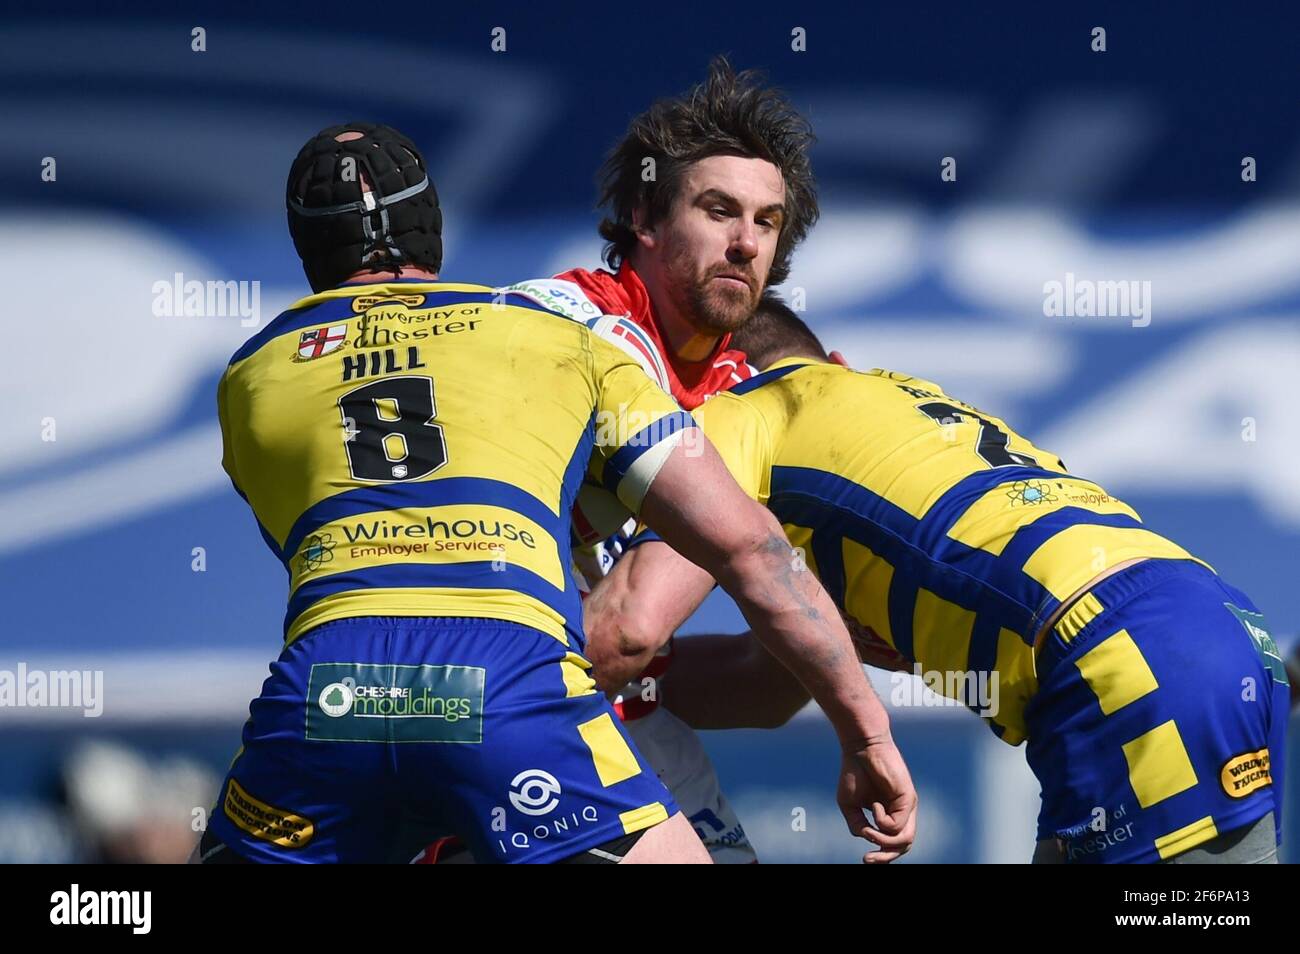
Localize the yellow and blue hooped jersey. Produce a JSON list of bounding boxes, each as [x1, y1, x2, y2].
[[218, 279, 691, 647], [692, 357, 1207, 744]]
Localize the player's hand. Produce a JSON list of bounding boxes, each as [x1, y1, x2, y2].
[[837, 734, 917, 863]]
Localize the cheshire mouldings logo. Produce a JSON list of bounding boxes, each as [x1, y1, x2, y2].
[[306, 663, 484, 743], [317, 681, 354, 718]]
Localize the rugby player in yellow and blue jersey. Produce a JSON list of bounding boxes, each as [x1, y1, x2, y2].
[[198, 125, 917, 864], [585, 293, 1288, 864]]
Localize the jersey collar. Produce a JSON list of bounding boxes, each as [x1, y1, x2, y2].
[[764, 355, 829, 371]]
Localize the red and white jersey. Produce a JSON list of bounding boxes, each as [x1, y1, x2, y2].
[[553, 265, 754, 409], [504, 265, 754, 410]]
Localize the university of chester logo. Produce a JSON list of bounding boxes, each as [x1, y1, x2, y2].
[[299, 533, 335, 572], [1007, 479, 1058, 507], [296, 324, 349, 361]]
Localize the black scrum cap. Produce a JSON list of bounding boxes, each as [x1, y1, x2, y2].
[[286, 122, 443, 293]]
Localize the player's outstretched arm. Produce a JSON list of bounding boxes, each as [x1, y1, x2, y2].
[[591, 434, 918, 860], [658, 612, 914, 730], [662, 629, 813, 729], [581, 541, 814, 729]]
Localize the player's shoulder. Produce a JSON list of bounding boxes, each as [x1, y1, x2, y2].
[[710, 359, 847, 429], [225, 291, 355, 369], [501, 274, 670, 390], [551, 267, 631, 314], [226, 280, 520, 370], [860, 367, 949, 397], [500, 274, 615, 324], [693, 383, 769, 430], [502, 268, 636, 324]]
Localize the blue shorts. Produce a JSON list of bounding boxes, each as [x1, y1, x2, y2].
[[1026, 559, 1289, 863], [207, 616, 678, 864]]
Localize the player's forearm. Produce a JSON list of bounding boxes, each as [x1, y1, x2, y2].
[[717, 529, 892, 746], [664, 632, 812, 729]]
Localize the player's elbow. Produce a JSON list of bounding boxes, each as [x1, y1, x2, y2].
[[586, 605, 663, 693], [612, 607, 663, 661]]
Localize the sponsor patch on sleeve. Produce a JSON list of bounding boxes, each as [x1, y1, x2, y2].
[[1225, 603, 1289, 687], [223, 778, 315, 848], [1220, 748, 1272, 798]]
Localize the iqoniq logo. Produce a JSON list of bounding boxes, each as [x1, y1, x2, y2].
[[508, 769, 562, 816]]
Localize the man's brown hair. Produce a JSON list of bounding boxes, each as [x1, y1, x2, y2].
[[597, 56, 819, 287]]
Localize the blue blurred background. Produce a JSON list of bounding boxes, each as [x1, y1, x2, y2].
[[1, 2, 1296, 862]]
